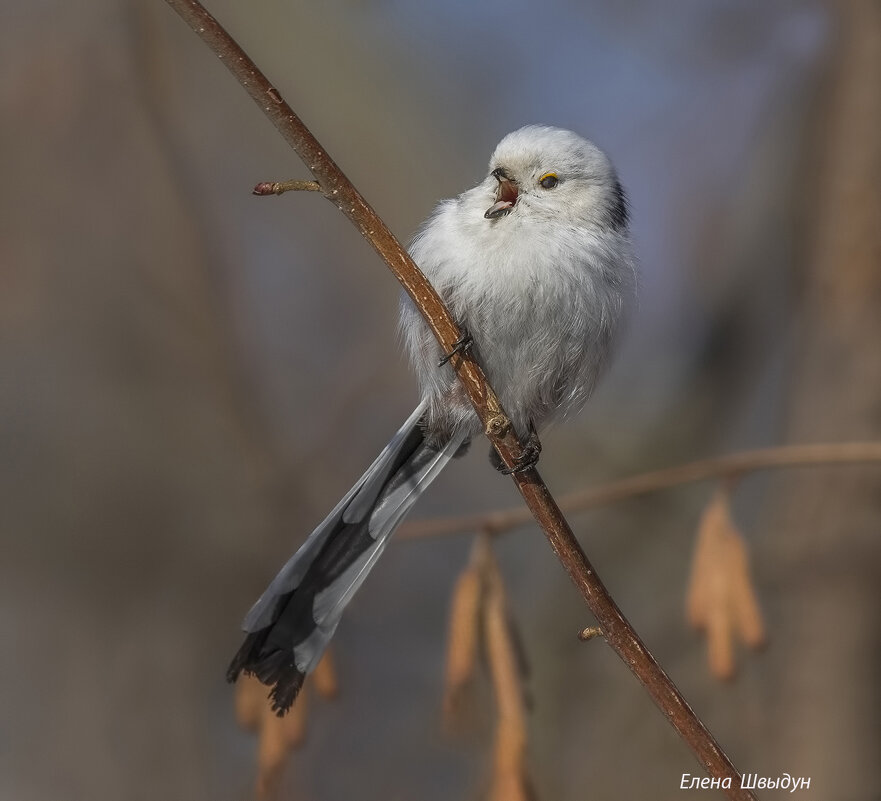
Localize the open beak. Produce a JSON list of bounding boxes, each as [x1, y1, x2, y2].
[[485, 169, 518, 219]]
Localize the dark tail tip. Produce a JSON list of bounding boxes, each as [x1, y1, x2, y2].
[[226, 631, 306, 716], [226, 630, 263, 684], [266, 665, 306, 716]]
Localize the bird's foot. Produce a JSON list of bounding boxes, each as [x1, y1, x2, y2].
[[494, 420, 542, 475], [438, 328, 473, 366]]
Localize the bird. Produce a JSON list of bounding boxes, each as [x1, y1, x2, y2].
[[226, 125, 636, 714]]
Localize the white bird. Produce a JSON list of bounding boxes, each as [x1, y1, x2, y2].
[[227, 125, 636, 714]]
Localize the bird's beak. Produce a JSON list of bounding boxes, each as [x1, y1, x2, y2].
[[485, 169, 518, 219]]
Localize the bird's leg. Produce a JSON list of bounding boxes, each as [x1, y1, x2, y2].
[[438, 328, 474, 366], [494, 419, 542, 475]]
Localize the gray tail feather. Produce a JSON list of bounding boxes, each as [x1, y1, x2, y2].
[[227, 402, 467, 715]]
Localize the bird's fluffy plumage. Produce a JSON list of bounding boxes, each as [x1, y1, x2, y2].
[[401, 125, 635, 444], [228, 125, 635, 713]]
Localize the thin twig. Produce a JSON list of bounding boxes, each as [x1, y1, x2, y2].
[[164, 0, 523, 463], [253, 179, 321, 195], [399, 441, 881, 540], [163, 2, 757, 796]]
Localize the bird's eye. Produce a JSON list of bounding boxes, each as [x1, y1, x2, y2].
[[539, 172, 559, 189]]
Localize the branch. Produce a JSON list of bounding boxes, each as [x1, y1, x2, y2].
[[163, 2, 756, 797], [399, 441, 881, 540]]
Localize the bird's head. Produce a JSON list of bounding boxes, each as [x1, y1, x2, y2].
[[481, 125, 628, 233]]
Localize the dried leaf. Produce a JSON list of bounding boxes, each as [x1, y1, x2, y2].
[[443, 533, 493, 725], [705, 569, 735, 680], [281, 687, 309, 749], [236, 659, 336, 798], [235, 673, 268, 733], [256, 706, 293, 800], [443, 563, 483, 722], [686, 486, 727, 630], [726, 527, 767, 649], [313, 648, 339, 699], [484, 552, 535, 801], [685, 483, 767, 680]]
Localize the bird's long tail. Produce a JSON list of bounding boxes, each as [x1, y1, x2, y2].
[[226, 401, 467, 714]]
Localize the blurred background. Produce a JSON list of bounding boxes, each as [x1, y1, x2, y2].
[[2, 0, 879, 799]]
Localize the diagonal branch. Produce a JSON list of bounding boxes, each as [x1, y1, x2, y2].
[[163, 2, 757, 797]]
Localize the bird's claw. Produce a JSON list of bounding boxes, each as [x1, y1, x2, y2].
[[438, 329, 473, 367], [496, 421, 542, 474]]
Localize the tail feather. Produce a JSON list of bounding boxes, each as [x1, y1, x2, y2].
[[227, 403, 467, 715]]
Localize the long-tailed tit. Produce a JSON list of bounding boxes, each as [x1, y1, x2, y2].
[[227, 125, 636, 713]]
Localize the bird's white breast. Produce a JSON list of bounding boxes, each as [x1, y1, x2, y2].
[[401, 189, 631, 442]]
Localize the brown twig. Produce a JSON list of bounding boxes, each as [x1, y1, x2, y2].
[[253, 179, 321, 195], [163, 2, 756, 796], [399, 441, 881, 540]]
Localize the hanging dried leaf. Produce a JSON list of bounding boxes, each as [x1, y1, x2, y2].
[[249, 684, 308, 799], [443, 563, 483, 722], [727, 528, 766, 649], [443, 533, 492, 725], [685, 494, 719, 630], [235, 649, 341, 799], [484, 551, 536, 801], [685, 483, 767, 680], [235, 672, 268, 733], [313, 648, 339, 699]]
